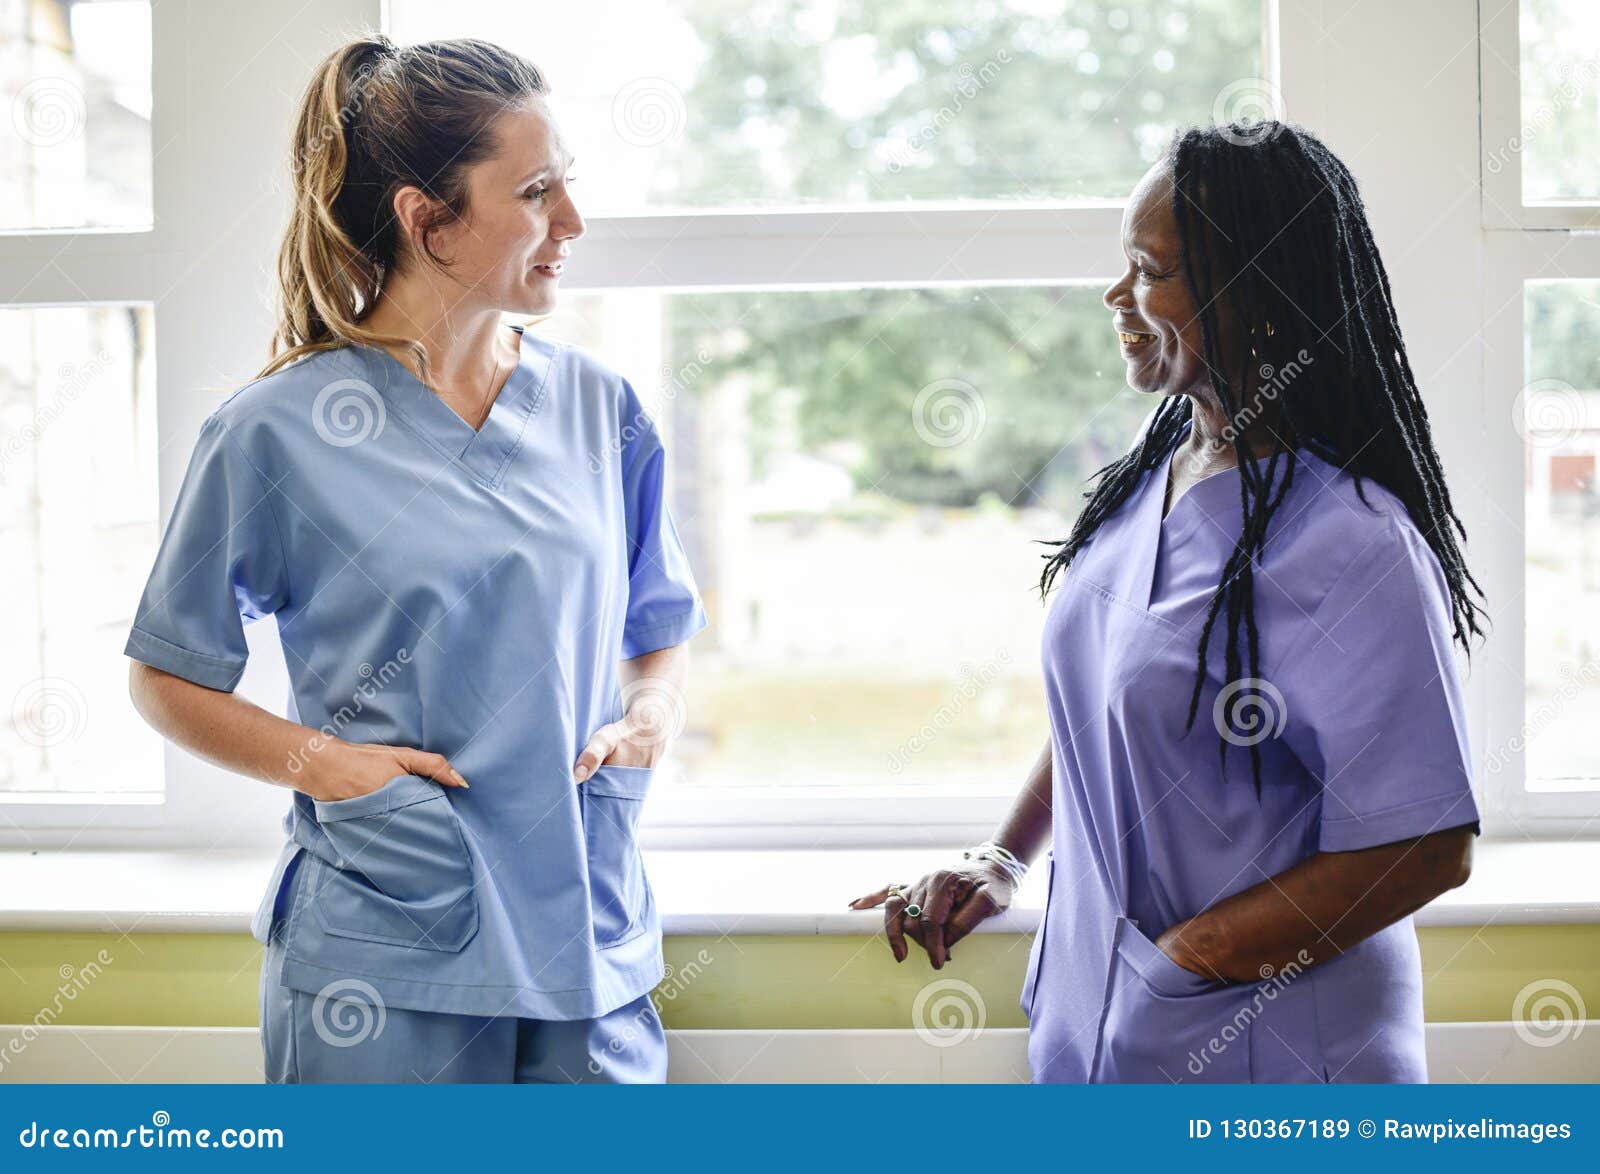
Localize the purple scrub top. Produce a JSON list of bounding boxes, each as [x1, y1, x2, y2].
[[1024, 422, 1478, 1083]]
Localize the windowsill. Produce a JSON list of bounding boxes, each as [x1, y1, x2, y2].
[[0, 838, 1595, 935]]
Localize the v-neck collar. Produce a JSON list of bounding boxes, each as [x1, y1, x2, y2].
[[347, 324, 555, 488], [1123, 424, 1313, 610]]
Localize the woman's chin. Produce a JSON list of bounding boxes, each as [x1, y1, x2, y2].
[[1125, 363, 1167, 396], [511, 287, 558, 316]]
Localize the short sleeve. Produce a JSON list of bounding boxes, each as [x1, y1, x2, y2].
[[1273, 515, 1479, 852], [123, 414, 290, 691], [618, 383, 708, 659]]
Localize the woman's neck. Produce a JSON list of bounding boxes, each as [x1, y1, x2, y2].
[[362, 275, 511, 394]]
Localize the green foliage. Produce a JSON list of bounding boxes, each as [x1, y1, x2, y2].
[[1518, 0, 1600, 202], [659, 0, 1262, 204], [654, 1, 1261, 510], [669, 286, 1151, 510], [1526, 281, 1600, 388]]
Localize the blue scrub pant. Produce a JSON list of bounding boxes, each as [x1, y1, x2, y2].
[[257, 866, 668, 1084]]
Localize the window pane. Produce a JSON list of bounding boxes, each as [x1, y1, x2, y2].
[[535, 286, 1147, 791], [1518, 0, 1600, 203], [389, 0, 1264, 212], [0, 0, 153, 231], [1523, 280, 1600, 791], [0, 304, 160, 797]]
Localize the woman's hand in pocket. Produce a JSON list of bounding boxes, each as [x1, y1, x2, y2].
[[297, 739, 469, 803], [1154, 919, 1221, 981], [850, 861, 1017, 968], [574, 715, 663, 779]]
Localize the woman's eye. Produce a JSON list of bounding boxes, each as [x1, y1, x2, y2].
[[525, 187, 548, 202]]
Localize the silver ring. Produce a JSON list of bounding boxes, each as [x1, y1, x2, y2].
[[903, 903, 923, 919]]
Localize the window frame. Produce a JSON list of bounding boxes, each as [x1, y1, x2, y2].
[[1476, 0, 1600, 835], [1478, 0, 1600, 231]]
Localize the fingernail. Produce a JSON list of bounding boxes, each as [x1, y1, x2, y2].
[[574, 764, 589, 781], [451, 770, 470, 789]]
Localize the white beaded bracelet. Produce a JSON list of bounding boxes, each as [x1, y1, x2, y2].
[[963, 840, 1029, 884]]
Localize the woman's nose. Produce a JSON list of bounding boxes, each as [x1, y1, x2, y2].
[[554, 197, 585, 243]]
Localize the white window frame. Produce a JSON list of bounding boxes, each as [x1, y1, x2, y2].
[[1, 0, 1591, 851], [1476, 0, 1600, 835]]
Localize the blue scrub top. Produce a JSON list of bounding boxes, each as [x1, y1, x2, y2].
[[1024, 424, 1479, 1083], [125, 327, 708, 1020]]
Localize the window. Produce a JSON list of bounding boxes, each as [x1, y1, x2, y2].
[[537, 286, 1147, 802], [0, 0, 153, 230], [391, 0, 1265, 212], [0, 1, 300, 845], [389, 0, 1270, 840], [0, 304, 158, 800], [1, 1, 1583, 846], [1481, 0, 1600, 229], [1515, 0, 1600, 205], [1520, 283, 1600, 795], [1480, 0, 1600, 830]]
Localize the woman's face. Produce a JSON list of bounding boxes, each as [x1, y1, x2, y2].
[[428, 99, 585, 316], [1102, 162, 1235, 399]]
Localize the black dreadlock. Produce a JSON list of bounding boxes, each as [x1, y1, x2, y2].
[[1037, 121, 1487, 794]]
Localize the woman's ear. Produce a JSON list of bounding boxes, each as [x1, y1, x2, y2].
[[388, 183, 449, 268]]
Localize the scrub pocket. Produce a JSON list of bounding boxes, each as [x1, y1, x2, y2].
[[580, 764, 654, 947], [1019, 854, 1055, 1019], [306, 773, 479, 953], [1093, 915, 1253, 1083]]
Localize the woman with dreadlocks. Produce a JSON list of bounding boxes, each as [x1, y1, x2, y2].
[[852, 122, 1483, 1083]]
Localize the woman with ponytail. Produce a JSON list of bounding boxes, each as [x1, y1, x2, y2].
[[853, 123, 1483, 1083], [123, 35, 707, 1083]]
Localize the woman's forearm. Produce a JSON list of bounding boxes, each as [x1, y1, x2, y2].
[[991, 738, 1054, 866], [128, 661, 336, 793], [619, 641, 689, 697], [128, 661, 468, 801], [1158, 825, 1475, 982]]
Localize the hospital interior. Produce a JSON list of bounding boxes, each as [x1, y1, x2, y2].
[[0, 0, 1598, 1091]]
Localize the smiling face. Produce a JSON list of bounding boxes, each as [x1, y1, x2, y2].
[[1102, 161, 1235, 399], [423, 99, 584, 316]]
